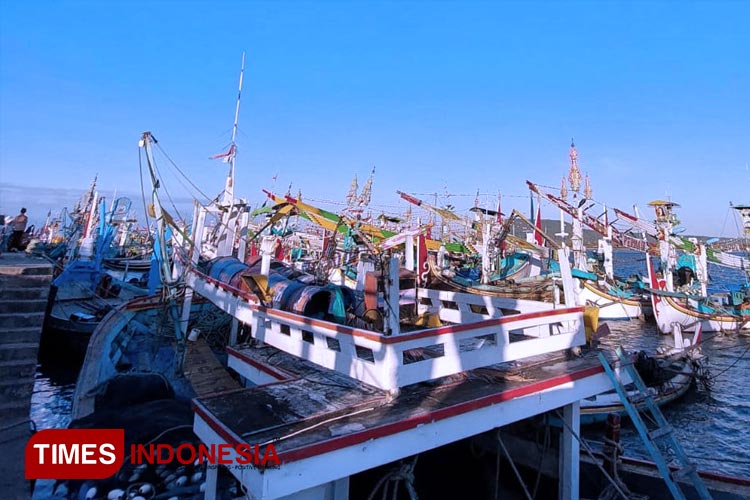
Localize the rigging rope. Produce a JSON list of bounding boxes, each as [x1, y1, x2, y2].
[[138, 147, 153, 242], [154, 142, 214, 205], [551, 410, 630, 500], [366, 455, 419, 500], [496, 433, 534, 500], [707, 341, 750, 381], [150, 151, 185, 224]]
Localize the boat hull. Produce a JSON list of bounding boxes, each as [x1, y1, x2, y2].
[[647, 255, 749, 333], [41, 282, 147, 364], [578, 357, 695, 424], [579, 280, 645, 321], [653, 295, 749, 334]]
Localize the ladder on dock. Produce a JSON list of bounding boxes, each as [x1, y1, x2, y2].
[[597, 347, 712, 500]]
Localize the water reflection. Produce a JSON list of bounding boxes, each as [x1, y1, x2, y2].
[[30, 360, 78, 500], [31, 360, 77, 431]]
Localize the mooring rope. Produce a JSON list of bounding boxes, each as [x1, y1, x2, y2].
[[552, 409, 630, 500]]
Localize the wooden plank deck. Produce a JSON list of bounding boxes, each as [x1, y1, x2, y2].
[[183, 338, 241, 398], [195, 344, 605, 464]]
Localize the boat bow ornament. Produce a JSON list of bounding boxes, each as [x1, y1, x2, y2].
[[526, 181, 650, 253]]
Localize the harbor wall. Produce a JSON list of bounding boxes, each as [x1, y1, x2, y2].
[[0, 255, 53, 500]]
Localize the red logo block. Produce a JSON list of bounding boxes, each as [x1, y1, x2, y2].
[[25, 429, 124, 479]]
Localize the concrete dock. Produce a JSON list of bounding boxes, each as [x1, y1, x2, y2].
[[0, 254, 53, 500]]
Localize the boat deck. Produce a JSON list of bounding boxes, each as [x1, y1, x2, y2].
[[193, 343, 614, 500], [183, 338, 241, 398]]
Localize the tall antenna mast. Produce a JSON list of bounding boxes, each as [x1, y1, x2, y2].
[[231, 52, 245, 146], [222, 51, 245, 206]]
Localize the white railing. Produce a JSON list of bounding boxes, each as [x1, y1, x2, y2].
[[188, 266, 586, 391], [415, 287, 554, 324], [247, 304, 584, 391]]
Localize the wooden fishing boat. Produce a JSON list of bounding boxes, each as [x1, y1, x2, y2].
[[578, 347, 698, 424], [62, 125, 607, 500], [525, 142, 653, 322], [647, 253, 749, 334], [40, 276, 147, 362], [59, 60, 725, 496], [578, 278, 649, 321], [612, 200, 750, 333], [428, 259, 558, 302], [60, 58, 258, 499]]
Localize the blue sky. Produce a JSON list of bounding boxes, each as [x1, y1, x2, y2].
[[1, 1, 748, 236]]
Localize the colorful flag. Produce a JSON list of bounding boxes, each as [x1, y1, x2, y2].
[[417, 234, 429, 287], [209, 144, 235, 163], [534, 201, 544, 246], [496, 193, 502, 224]]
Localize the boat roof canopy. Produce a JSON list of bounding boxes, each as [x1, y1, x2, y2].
[[648, 200, 681, 208]]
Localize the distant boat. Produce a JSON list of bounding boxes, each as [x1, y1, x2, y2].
[[428, 258, 557, 302], [40, 194, 150, 363], [613, 200, 750, 333], [647, 253, 749, 334]]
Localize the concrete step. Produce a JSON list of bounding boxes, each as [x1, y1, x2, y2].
[[0, 415, 32, 437], [0, 420, 34, 500], [0, 359, 37, 381], [0, 398, 31, 412], [0, 287, 51, 301], [0, 327, 42, 344], [0, 342, 39, 362], [0, 379, 35, 407], [0, 312, 46, 329], [0, 261, 53, 276], [0, 275, 52, 288], [0, 299, 48, 314]]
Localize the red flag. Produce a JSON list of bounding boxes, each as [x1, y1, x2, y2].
[[274, 238, 284, 260], [417, 234, 429, 287], [534, 203, 544, 246], [209, 144, 235, 162]]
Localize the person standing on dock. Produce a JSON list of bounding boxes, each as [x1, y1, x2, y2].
[[8, 207, 28, 252]]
